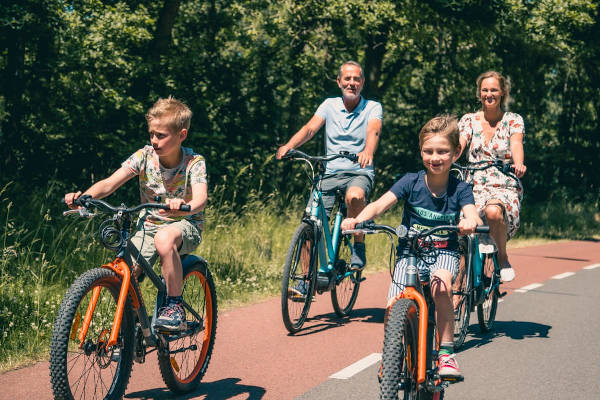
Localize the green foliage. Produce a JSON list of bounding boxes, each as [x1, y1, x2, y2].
[[1, 0, 598, 205]]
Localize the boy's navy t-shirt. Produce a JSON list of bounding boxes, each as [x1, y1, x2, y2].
[[389, 170, 475, 251]]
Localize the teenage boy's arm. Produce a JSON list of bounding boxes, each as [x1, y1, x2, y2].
[[341, 191, 397, 230], [276, 115, 325, 159], [458, 204, 483, 235], [160, 182, 208, 216], [357, 118, 382, 168], [64, 167, 134, 208]]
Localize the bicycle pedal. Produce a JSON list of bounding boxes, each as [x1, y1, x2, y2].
[[441, 375, 464, 383], [358, 276, 366, 282], [500, 291, 508, 298]]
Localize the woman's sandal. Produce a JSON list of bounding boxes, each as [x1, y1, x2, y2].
[[499, 261, 515, 282]]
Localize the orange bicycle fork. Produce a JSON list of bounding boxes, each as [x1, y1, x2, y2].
[[391, 286, 429, 384], [77, 258, 141, 349]]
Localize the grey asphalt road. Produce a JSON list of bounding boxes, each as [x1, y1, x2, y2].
[[296, 266, 600, 400]]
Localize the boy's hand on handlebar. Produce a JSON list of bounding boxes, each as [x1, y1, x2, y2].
[[64, 191, 83, 209], [159, 198, 189, 216], [513, 163, 526, 178], [458, 217, 479, 235], [341, 217, 359, 231], [357, 149, 373, 168], [276, 145, 292, 160]]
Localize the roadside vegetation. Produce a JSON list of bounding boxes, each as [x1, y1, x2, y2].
[[1, 181, 598, 372]]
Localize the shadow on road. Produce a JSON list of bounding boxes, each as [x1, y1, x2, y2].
[[459, 320, 551, 352], [125, 377, 266, 399], [290, 307, 384, 336]]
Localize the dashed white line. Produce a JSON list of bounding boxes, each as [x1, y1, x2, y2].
[[551, 272, 576, 279], [584, 263, 600, 270], [514, 283, 543, 293], [330, 353, 381, 380]]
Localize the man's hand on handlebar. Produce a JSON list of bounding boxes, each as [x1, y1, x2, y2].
[[356, 149, 373, 168], [276, 144, 292, 160]]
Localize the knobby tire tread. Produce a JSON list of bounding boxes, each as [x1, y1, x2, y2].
[[49, 268, 135, 400], [158, 262, 218, 394]]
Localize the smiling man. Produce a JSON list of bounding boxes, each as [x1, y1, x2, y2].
[[276, 61, 383, 275]]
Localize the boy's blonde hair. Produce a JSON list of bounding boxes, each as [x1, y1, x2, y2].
[[145, 96, 192, 132], [418, 114, 459, 150], [476, 70, 511, 110]]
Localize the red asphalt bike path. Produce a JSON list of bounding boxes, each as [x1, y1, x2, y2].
[[1, 240, 599, 399]]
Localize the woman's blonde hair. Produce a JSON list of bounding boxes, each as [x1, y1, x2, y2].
[[476, 70, 511, 110], [418, 114, 459, 150], [145, 96, 192, 132]]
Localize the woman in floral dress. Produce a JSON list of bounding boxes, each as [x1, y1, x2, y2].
[[458, 71, 527, 282]]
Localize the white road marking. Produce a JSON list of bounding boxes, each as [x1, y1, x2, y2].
[[515, 283, 543, 293], [330, 353, 381, 380], [584, 263, 600, 270], [551, 272, 576, 279]]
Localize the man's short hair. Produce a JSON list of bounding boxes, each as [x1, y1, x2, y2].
[[338, 61, 365, 80], [145, 96, 192, 132]]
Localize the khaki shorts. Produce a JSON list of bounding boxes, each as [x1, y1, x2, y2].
[[129, 219, 202, 267]]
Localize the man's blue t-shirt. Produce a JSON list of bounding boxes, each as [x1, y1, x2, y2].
[[389, 170, 475, 251], [315, 96, 383, 178]]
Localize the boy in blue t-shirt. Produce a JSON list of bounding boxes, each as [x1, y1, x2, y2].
[[341, 114, 482, 379]]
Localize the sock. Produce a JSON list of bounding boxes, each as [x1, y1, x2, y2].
[[167, 295, 183, 305], [439, 343, 454, 356]]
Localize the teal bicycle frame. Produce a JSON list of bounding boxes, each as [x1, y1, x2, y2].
[[308, 188, 347, 276]]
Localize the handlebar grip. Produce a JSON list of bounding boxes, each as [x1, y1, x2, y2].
[[180, 204, 191, 212], [355, 220, 374, 230], [475, 225, 490, 234]]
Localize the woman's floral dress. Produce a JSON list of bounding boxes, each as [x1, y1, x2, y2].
[[458, 112, 524, 239]]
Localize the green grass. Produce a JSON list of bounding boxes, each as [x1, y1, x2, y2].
[[0, 185, 598, 372]]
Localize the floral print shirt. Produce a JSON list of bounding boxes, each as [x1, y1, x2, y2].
[[458, 112, 525, 239], [122, 145, 207, 229]]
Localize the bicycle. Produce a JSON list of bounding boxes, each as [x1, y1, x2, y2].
[[280, 149, 364, 334], [451, 160, 516, 349], [49, 196, 217, 399], [345, 221, 489, 400]]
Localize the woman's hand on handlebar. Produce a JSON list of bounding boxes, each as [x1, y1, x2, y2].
[[513, 163, 526, 178]]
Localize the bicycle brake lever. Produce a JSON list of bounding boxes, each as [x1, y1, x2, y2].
[[63, 208, 95, 218]]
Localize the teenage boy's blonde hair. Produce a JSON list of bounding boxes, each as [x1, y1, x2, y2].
[[145, 96, 192, 132], [418, 114, 459, 150]]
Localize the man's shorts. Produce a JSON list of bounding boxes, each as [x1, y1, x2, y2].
[[129, 219, 202, 267], [387, 249, 460, 300], [306, 172, 373, 216]]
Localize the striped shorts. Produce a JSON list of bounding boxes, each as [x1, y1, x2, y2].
[[387, 249, 460, 301]]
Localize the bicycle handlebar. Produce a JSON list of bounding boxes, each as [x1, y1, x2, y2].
[[63, 195, 191, 215], [346, 220, 489, 238], [452, 160, 515, 175], [282, 149, 359, 163]]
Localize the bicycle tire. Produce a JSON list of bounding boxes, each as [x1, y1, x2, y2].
[[331, 234, 360, 317], [453, 238, 471, 350], [281, 222, 317, 333], [158, 261, 217, 394], [50, 268, 135, 400], [477, 253, 499, 332], [379, 299, 419, 400]]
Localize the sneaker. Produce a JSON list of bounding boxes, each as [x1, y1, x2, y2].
[[438, 353, 463, 379], [500, 263, 516, 282], [288, 280, 308, 301], [154, 302, 187, 332], [350, 242, 366, 271]]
